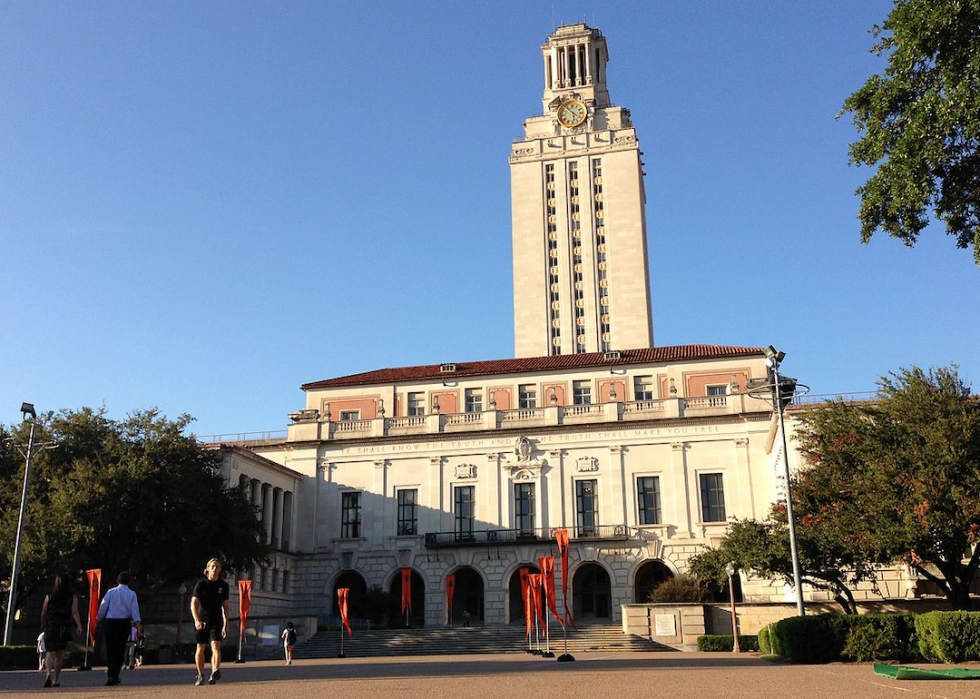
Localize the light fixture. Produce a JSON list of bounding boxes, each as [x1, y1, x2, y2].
[[20, 403, 35, 419]]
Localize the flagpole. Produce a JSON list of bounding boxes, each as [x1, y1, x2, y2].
[[78, 614, 92, 671], [542, 609, 553, 658], [338, 621, 345, 659]]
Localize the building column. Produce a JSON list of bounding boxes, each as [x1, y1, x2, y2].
[[282, 491, 293, 552], [671, 442, 692, 538], [262, 483, 274, 546]]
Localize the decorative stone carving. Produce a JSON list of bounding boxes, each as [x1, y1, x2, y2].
[[288, 408, 319, 423], [576, 456, 599, 472], [511, 468, 538, 482], [506, 436, 543, 480], [454, 463, 477, 479], [515, 436, 533, 463]]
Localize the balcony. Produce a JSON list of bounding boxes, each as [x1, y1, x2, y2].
[[286, 393, 771, 443], [424, 524, 633, 549]]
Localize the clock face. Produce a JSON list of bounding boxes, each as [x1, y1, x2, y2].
[[557, 99, 587, 128]]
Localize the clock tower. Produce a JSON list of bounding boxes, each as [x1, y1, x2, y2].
[[511, 24, 653, 358]]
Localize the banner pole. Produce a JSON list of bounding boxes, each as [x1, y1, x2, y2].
[[79, 614, 92, 671]]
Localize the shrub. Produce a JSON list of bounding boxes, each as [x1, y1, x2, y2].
[[768, 614, 850, 663], [758, 624, 771, 654], [697, 634, 760, 652], [0, 645, 39, 670], [647, 575, 708, 603], [840, 614, 918, 662], [916, 611, 980, 662]]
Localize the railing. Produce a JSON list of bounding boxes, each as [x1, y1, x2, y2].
[[424, 524, 632, 548], [500, 408, 545, 422], [684, 396, 728, 410], [622, 399, 666, 415], [334, 419, 371, 433], [388, 416, 426, 429], [445, 412, 483, 426], [564, 403, 603, 417], [197, 430, 288, 444]]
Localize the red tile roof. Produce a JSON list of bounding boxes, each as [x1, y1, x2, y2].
[[301, 345, 765, 389]]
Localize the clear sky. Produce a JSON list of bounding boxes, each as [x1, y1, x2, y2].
[[2, 1, 977, 439]]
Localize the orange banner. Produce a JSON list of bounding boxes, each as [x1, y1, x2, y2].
[[528, 573, 545, 629], [400, 568, 412, 614], [85, 569, 101, 647], [337, 588, 352, 638], [554, 529, 574, 627], [538, 555, 562, 626], [237, 580, 252, 636], [445, 574, 455, 605]]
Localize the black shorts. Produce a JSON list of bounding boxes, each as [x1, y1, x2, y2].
[[43, 625, 73, 652], [195, 623, 224, 645]]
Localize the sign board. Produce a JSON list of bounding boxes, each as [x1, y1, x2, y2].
[[654, 614, 676, 637]]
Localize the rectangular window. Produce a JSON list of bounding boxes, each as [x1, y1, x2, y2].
[[464, 388, 483, 413], [514, 483, 535, 536], [573, 380, 592, 405], [636, 476, 661, 525], [454, 485, 475, 541], [518, 384, 537, 409], [339, 410, 361, 421], [396, 488, 418, 536], [699, 474, 726, 523], [706, 384, 728, 407], [576, 479, 598, 536], [407, 392, 424, 416], [341, 491, 362, 538], [634, 375, 655, 401]]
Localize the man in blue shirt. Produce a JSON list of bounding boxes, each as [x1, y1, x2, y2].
[[96, 571, 141, 686]]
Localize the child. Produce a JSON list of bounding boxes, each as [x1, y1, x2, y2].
[[36, 631, 46, 672], [281, 621, 297, 665]]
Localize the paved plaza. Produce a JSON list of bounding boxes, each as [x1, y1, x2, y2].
[[4, 653, 979, 698]]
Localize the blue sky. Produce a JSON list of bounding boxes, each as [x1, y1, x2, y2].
[[2, 1, 977, 439]]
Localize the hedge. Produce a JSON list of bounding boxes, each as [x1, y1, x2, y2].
[[696, 634, 759, 652], [0, 646, 40, 670], [916, 611, 980, 662]]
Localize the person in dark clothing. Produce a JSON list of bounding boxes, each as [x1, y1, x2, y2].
[[191, 558, 230, 686], [96, 571, 141, 687], [40, 573, 83, 688]]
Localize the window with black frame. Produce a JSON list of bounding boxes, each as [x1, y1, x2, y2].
[[576, 479, 598, 536], [514, 482, 535, 537], [397, 488, 418, 535], [341, 491, 361, 538], [454, 485, 475, 541], [636, 476, 661, 525], [699, 473, 726, 522]]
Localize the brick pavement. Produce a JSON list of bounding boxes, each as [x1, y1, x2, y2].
[[3, 653, 978, 698]]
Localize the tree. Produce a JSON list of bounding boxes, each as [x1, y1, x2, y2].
[[688, 514, 878, 614], [793, 365, 980, 609], [841, 0, 980, 264], [0, 408, 269, 612]]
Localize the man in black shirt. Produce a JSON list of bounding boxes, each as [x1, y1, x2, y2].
[[191, 558, 230, 685]]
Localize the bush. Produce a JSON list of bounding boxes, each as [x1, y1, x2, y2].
[[768, 615, 850, 663], [648, 575, 708, 603], [840, 614, 918, 662], [0, 645, 39, 670], [916, 611, 980, 662], [697, 634, 760, 652], [758, 624, 771, 654]]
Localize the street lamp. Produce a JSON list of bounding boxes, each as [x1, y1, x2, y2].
[[3, 403, 38, 645], [762, 346, 806, 617], [725, 563, 741, 653]]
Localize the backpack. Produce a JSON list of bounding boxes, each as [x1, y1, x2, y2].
[[285, 628, 297, 645]]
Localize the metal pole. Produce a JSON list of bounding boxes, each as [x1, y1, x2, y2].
[[4, 416, 37, 645], [772, 363, 805, 616], [728, 572, 741, 653]]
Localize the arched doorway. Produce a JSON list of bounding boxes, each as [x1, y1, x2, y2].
[[507, 564, 541, 624], [634, 560, 674, 602], [451, 566, 484, 626], [332, 571, 367, 624], [388, 569, 426, 626], [572, 563, 611, 622]]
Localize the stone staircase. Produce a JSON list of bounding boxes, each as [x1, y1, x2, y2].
[[294, 623, 675, 659]]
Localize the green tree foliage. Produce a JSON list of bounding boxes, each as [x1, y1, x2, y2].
[[794, 365, 980, 609], [841, 0, 980, 264], [0, 408, 269, 611]]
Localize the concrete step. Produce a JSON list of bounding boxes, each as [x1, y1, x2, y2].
[[294, 623, 675, 659]]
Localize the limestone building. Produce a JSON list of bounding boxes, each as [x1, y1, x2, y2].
[[224, 25, 817, 628]]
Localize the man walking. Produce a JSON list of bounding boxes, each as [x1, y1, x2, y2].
[[96, 571, 141, 687], [191, 558, 230, 686]]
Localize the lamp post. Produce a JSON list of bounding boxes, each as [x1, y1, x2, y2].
[[763, 347, 806, 617], [3, 403, 38, 645], [725, 563, 741, 653]]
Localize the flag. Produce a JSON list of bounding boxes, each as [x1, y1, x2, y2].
[[528, 573, 545, 628], [337, 588, 352, 638], [85, 569, 101, 647], [554, 529, 574, 626], [519, 567, 531, 639], [538, 555, 563, 626], [445, 574, 455, 605], [400, 568, 412, 614], [237, 580, 252, 637]]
